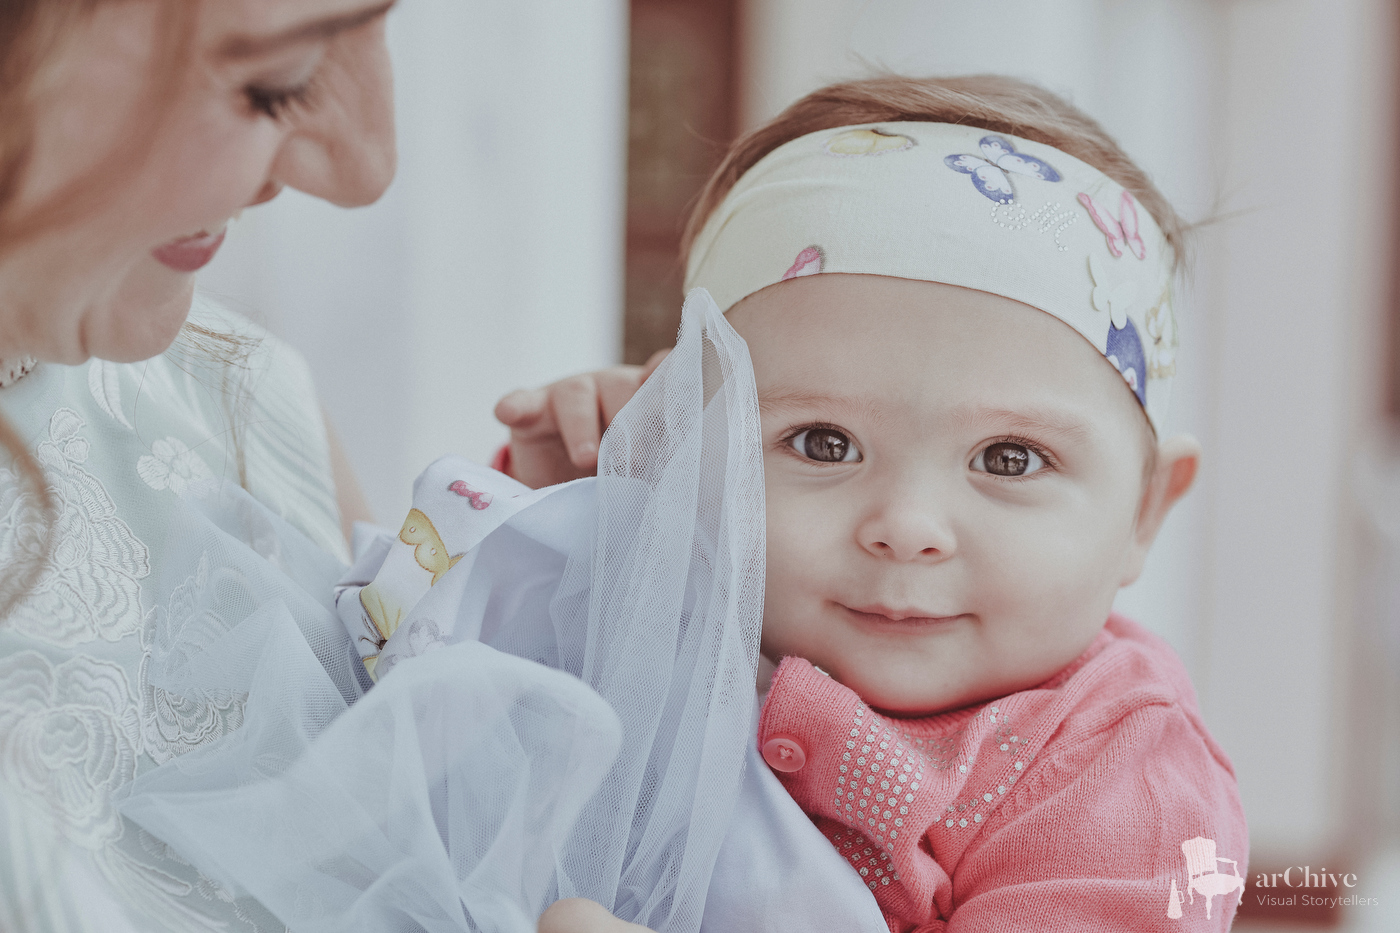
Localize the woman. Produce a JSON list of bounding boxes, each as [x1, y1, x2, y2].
[[0, 2, 636, 929]]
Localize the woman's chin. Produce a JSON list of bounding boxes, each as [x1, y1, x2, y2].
[[90, 276, 196, 363]]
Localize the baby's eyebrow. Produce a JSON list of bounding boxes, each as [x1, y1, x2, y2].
[[758, 388, 836, 409], [952, 406, 1094, 443], [758, 388, 890, 427]]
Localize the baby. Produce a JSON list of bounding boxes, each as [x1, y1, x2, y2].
[[532, 76, 1248, 933], [115, 74, 1245, 933]]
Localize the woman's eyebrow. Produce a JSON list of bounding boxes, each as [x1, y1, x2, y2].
[[217, 1, 396, 59]]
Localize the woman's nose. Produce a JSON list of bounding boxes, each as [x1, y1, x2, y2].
[[246, 180, 283, 208], [856, 495, 957, 563], [270, 21, 397, 207]]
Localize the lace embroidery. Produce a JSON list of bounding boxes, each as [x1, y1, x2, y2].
[[1, 409, 150, 646], [139, 555, 249, 764], [0, 651, 140, 849], [137, 437, 215, 499], [88, 359, 135, 429]]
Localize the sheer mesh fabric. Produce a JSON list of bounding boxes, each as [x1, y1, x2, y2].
[[121, 289, 765, 933]]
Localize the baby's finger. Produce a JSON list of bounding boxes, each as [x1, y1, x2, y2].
[[495, 387, 549, 428], [538, 898, 653, 933], [640, 348, 670, 381], [596, 366, 646, 426], [549, 376, 604, 467]]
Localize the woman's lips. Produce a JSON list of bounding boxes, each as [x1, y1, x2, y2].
[[842, 603, 967, 628], [151, 227, 226, 273]]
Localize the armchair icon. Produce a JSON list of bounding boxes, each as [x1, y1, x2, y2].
[[1180, 836, 1244, 920]]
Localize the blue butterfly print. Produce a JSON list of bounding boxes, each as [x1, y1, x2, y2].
[[1106, 318, 1148, 407], [944, 136, 1063, 203]]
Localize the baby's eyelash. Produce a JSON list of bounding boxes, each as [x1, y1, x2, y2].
[[777, 421, 845, 446], [244, 79, 316, 120], [982, 434, 1060, 472], [777, 421, 858, 463]]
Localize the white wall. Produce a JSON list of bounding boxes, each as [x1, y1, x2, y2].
[[197, 0, 628, 524], [1198, 0, 1395, 860], [741, 0, 1396, 863]]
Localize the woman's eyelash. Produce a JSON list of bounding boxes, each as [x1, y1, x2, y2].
[[244, 80, 315, 120]]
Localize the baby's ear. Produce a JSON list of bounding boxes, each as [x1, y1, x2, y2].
[[1122, 434, 1201, 585]]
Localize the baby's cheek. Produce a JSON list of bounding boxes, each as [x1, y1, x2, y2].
[[760, 490, 836, 652], [970, 521, 1088, 616], [763, 481, 838, 565]]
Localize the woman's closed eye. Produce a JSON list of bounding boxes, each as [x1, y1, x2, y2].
[[971, 441, 1048, 477], [241, 51, 326, 121], [244, 77, 316, 120], [787, 426, 862, 463]]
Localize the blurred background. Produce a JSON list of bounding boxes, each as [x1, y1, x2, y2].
[[197, 0, 1400, 927]]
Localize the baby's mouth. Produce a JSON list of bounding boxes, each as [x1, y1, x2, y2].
[[841, 603, 967, 627]]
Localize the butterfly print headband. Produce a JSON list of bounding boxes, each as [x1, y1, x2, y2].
[[685, 122, 1179, 433]]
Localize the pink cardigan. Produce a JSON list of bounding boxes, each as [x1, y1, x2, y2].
[[757, 615, 1248, 932]]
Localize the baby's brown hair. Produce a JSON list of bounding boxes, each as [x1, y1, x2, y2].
[[683, 75, 1186, 271]]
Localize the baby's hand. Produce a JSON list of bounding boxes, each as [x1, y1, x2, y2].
[[537, 898, 655, 933], [494, 350, 669, 488]]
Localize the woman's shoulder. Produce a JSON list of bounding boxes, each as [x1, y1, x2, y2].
[[0, 298, 336, 933], [0, 295, 347, 561], [178, 296, 348, 560]]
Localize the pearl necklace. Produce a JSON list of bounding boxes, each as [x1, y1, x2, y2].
[[0, 356, 37, 388]]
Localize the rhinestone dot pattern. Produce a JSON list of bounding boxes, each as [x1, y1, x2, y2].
[[833, 704, 927, 852], [759, 657, 1062, 928]]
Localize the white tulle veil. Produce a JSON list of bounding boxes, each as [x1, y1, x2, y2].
[[119, 288, 765, 933]]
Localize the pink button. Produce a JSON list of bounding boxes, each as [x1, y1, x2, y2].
[[762, 735, 807, 773]]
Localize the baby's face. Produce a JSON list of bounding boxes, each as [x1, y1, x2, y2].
[[727, 274, 1157, 716]]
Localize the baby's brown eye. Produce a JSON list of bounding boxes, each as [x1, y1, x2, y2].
[[973, 442, 1044, 477], [790, 428, 861, 463]]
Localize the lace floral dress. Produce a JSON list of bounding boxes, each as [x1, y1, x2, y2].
[[0, 297, 350, 933]]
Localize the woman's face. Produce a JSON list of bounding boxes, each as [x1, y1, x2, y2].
[[0, 0, 397, 364]]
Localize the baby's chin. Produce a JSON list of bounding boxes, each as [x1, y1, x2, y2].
[[836, 666, 971, 719]]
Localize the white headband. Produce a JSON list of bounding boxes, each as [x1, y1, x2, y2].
[[684, 122, 1179, 432]]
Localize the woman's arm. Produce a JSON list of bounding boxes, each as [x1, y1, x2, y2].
[[324, 407, 375, 546]]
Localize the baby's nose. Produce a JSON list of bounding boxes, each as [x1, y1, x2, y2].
[[857, 504, 956, 562]]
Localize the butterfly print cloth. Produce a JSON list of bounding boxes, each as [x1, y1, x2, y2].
[[686, 122, 1179, 435]]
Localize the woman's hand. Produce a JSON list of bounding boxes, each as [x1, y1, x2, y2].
[[538, 899, 656, 933], [494, 350, 669, 488]]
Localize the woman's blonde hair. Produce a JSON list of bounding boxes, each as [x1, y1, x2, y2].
[[0, 0, 193, 250], [0, 0, 196, 617], [683, 74, 1187, 270]]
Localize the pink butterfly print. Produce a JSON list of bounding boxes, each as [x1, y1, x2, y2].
[[448, 480, 493, 510], [782, 246, 824, 280], [1078, 191, 1146, 260]]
